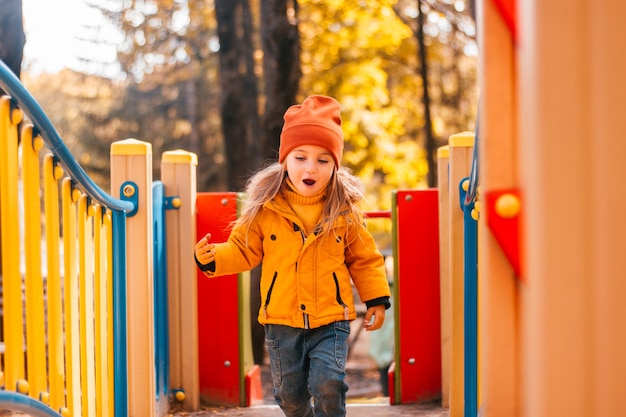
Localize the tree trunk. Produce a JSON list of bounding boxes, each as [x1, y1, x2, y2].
[[0, 0, 25, 94], [215, 0, 259, 191], [184, 79, 201, 157], [417, 0, 436, 187], [260, 0, 301, 164], [241, 0, 262, 171]]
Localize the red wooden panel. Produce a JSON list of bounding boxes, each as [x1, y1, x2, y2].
[[196, 192, 241, 406], [485, 188, 523, 278], [245, 364, 263, 406], [492, 0, 517, 41], [395, 189, 442, 403]]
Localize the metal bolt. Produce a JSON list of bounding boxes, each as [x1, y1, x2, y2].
[[123, 184, 135, 197]]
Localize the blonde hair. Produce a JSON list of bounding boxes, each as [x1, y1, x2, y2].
[[234, 162, 365, 239]]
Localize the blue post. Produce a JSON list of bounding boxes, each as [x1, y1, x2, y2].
[[112, 210, 129, 417], [152, 181, 170, 400], [460, 178, 478, 417]]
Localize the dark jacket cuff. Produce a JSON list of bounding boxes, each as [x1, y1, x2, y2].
[[194, 253, 215, 273], [365, 296, 391, 310]]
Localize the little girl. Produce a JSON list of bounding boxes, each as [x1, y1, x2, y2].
[[195, 95, 391, 417]]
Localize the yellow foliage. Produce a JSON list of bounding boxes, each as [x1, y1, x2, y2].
[[298, 0, 477, 209]]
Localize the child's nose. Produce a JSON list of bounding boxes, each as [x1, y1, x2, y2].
[[305, 160, 316, 172]]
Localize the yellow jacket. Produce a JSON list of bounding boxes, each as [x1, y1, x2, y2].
[[204, 191, 391, 329]]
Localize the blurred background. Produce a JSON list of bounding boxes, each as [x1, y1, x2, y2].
[[6, 0, 478, 221]]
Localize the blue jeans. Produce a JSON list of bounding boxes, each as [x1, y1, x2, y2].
[[265, 321, 350, 417]]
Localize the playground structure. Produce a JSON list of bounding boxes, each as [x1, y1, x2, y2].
[[0, 62, 445, 416], [2, 0, 626, 416]]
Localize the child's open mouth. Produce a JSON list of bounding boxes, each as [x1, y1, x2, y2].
[[303, 179, 316, 186]]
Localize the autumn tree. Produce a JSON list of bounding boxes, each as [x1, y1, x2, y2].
[[260, 0, 301, 164], [94, 0, 301, 192], [297, 0, 425, 212], [214, 0, 261, 190], [27, 0, 477, 208], [394, 0, 478, 186], [297, 0, 477, 209]]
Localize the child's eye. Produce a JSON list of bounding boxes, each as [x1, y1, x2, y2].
[[295, 156, 306, 161], [318, 159, 329, 164]]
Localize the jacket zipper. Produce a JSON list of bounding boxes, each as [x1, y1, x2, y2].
[[293, 222, 310, 328], [263, 271, 278, 320], [333, 272, 350, 320], [293, 222, 306, 245]]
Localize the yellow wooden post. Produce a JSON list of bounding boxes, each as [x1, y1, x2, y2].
[[104, 210, 115, 417], [78, 195, 97, 416], [21, 125, 48, 400], [448, 132, 475, 417], [43, 155, 67, 412], [0, 97, 25, 392], [94, 203, 111, 417], [62, 179, 82, 416], [110, 138, 156, 417], [437, 145, 451, 409], [161, 149, 199, 411]]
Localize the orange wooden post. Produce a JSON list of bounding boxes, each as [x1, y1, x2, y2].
[[161, 150, 200, 411], [391, 189, 441, 404], [110, 138, 161, 416], [196, 193, 261, 407], [437, 146, 451, 409], [448, 132, 475, 417]]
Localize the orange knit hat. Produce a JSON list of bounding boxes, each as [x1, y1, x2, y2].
[[279, 95, 344, 166]]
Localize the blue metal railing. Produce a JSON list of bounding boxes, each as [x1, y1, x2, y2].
[[0, 391, 63, 417]]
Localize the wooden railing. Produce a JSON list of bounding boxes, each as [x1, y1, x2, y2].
[[0, 59, 134, 417], [0, 58, 199, 417]]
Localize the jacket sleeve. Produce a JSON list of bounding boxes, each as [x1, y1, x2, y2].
[[210, 217, 264, 277], [344, 215, 391, 303]]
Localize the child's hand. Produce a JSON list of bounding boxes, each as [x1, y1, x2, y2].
[[195, 233, 215, 265], [363, 304, 386, 331]]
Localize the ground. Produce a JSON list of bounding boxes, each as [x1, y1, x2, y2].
[[168, 320, 449, 416]]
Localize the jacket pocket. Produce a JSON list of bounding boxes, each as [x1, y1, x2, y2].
[[334, 320, 351, 369], [264, 336, 282, 386], [333, 272, 350, 320], [262, 271, 278, 319]]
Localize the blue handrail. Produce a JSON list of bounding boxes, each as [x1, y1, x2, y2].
[[463, 116, 479, 207], [0, 391, 63, 417], [0, 59, 134, 213]]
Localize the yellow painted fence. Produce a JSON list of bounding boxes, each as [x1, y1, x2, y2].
[[0, 58, 199, 417]]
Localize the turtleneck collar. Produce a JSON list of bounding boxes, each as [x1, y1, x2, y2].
[[282, 177, 327, 206]]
